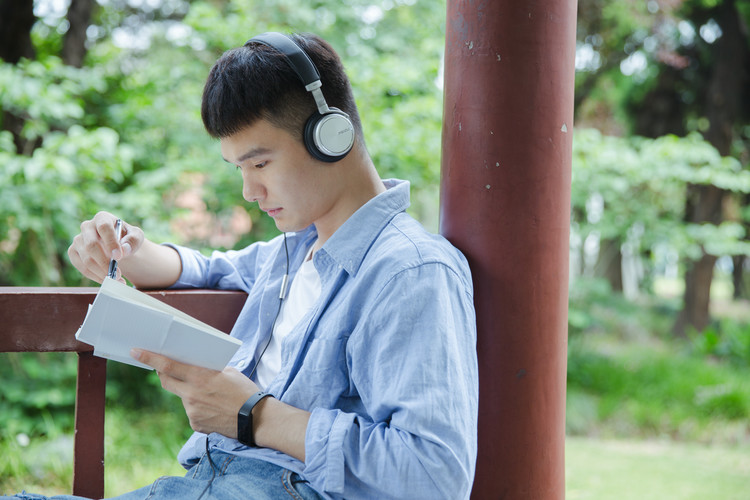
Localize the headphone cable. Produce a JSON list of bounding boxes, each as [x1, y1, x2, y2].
[[247, 232, 289, 382]]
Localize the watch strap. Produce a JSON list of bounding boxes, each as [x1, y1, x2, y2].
[[237, 391, 273, 447]]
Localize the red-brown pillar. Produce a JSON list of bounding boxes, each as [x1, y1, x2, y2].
[[440, 1, 576, 498]]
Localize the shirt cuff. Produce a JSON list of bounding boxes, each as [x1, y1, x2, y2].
[[304, 407, 355, 495], [163, 243, 207, 288]]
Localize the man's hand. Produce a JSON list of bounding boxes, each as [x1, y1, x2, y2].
[[132, 348, 311, 462], [68, 211, 145, 284], [67, 211, 181, 288], [131, 349, 255, 438]]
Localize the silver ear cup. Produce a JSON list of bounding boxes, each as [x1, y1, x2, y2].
[[314, 112, 354, 157], [304, 108, 355, 162]]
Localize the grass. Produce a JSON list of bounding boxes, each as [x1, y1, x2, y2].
[[565, 332, 750, 499], [563, 277, 750, 498], [566, 436, 750, 500], [0, 405, 191, 497], [566, 333, 750, 443]]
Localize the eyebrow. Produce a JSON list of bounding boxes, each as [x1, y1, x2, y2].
[[223, 147, 272, 164]]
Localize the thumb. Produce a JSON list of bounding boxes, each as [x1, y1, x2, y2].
[[119, 223, 144, 258]]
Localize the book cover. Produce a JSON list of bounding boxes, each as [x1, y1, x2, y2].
[[75, 278, 242, 370]]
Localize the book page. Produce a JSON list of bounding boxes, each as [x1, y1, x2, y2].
[[75, 278, 242, 370], [100, 278, 229, 338]]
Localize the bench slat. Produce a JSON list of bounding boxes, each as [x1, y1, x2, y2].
[[0, 287, 247, 351]]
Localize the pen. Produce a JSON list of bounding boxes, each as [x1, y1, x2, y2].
[[107, 218, 123, 280]]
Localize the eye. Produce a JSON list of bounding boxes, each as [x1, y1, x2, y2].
[[254, 161, 267, 169]]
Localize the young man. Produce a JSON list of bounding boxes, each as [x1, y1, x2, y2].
[[60, 32, 478, 499]]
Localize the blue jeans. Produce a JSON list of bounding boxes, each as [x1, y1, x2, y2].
[[3, 450, 323, 500]]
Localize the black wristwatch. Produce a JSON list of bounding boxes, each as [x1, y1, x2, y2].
[[237, 391, 273, 447]]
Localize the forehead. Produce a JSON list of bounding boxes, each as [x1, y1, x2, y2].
[[219, 119, 298, 163]]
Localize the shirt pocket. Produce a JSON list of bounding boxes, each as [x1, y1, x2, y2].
[[299, 335, 347, 374], [287, 335, 351, 408]]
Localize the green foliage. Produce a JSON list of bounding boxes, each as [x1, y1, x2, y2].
[[567, 280, 750, 442], [0, 57, 105, 138], [572, 129, 750, 293], [567, 277, 671, 336], [0, 353, 77, 439], [0, 405, 190, 496], [0, 350, 186, 443], [568, 345, 749, 426], [0, 0, 450, 285], [567, 276, 750, 441], [692, 318, 750, 367], [0, 56, 169, 285], [0, 120, 136, 285]]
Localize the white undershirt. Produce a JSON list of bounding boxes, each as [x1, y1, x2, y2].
[[255, 245, 321, 390]]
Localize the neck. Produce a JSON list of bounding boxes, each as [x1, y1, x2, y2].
[[313, 145, 385, 250]]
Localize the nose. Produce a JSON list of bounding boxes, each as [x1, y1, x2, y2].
[[241, 171, 265, 203]]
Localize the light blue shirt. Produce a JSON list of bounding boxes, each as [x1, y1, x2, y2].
[[169, 179, 478, 500]]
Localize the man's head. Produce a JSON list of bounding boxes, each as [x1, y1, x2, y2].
[[201, 33, 363, 153]]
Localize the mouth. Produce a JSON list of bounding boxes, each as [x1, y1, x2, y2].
[[263, 207, 282, 218]]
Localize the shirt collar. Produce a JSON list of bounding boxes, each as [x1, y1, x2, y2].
[[316, 178, 410, 276]]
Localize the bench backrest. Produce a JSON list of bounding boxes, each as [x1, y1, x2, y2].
[[0, 287, 247, 499]]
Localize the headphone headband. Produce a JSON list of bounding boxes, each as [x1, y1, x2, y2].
[[246, 32, 320, 88]]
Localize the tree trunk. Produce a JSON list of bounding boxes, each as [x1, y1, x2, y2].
[[733, 255, 747, 300], [675, 0, 746, 335], [62, 0, 95, 68], [731, 192, 750, 300], [0, 0, 37, 155], [674, 182, 725, 336], [0, 0, 35, 63], [594, 237, 623, 292], [675, 252, 718, 335]]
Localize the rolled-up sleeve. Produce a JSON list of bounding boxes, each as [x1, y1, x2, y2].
[[165, 243, 261, 291], [302, 262, 478, 499]]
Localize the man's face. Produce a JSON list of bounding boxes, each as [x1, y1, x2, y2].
[[220, 119, 345, 235]]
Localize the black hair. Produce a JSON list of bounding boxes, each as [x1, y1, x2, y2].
[[201, 33, 363, 143]]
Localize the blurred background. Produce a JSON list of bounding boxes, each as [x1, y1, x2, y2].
[[0, 0, 749, 498]]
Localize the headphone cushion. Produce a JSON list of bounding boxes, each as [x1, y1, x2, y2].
[[304, 108, 355, 163]]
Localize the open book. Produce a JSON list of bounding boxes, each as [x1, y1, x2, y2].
[[75, 277, 242, 370]]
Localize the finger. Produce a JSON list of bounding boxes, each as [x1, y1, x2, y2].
[[79, 219, 109, 259], [119, 222, 143, 258], [93, 212, 122, 259], [69, 235, 111, 283], [131, 349, 214, 381], [78, 218, 113, 277]]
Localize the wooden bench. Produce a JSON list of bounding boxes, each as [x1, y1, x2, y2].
[[0, 287, 247, 499]]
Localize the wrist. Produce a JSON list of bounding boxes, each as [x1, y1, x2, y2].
[[251, 397, 311, 462], [237, 391, 273, 447]]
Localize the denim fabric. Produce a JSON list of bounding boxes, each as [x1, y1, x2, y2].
[[168, 180, 479, 499], [3, 450, 322, 500]]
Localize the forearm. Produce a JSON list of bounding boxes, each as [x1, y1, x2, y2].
[[253, 397, 310, 463], [120, 240, 182, 289]]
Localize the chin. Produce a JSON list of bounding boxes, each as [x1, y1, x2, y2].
[[275, 220, 305, 234]]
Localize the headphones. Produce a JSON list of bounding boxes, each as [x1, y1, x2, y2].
[[246, 32, 355, 163]]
